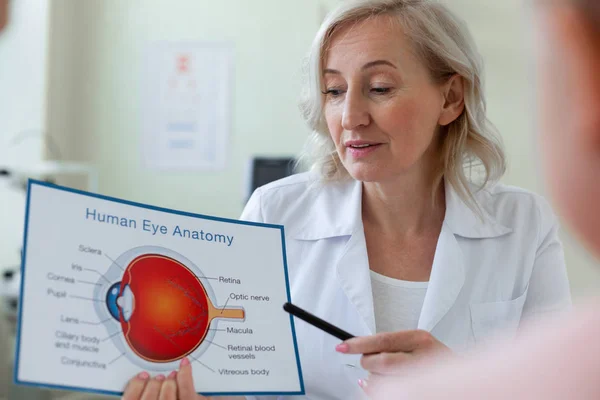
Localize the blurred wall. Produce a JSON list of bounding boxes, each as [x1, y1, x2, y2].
[[0, 0, 49, 163], [0, 2, 50, 397], [46, 0, 321, 217], [0, 0, 49, 271], [44, 0, 599, 297]]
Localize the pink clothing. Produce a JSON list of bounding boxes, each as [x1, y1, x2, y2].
[[369, 300, 600, 399]]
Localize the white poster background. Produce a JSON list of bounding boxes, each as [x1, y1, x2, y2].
[[141, 42, 233, 171]]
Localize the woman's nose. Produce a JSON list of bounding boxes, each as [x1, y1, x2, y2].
[[341, 90, 370, 131]]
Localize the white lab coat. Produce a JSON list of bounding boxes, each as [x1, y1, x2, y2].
[[240, 172, 571, 400]]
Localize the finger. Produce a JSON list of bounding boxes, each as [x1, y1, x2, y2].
[[360, 373, 397, 399], [337, 330, 430, 355], [122, 372, 150, 400], [158, 371, 178, 400], [360, 352, 413, 375], [358, 376, 368, 393], [176, 357, 199, 400], [141, 374, 165, 400]]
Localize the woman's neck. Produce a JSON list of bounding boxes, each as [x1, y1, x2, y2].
[[361, 171, 446, 237]]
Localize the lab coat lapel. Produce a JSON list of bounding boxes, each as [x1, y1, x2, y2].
[[417, 180, 513, 333], [332, 181, 376, 335], [417, 222, 465, 332], [293, 177, 376, 335], [335, 223, 376, 335]]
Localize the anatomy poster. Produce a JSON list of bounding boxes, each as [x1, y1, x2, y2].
[[141, 41, 233, 171], [14, 180, 304, 397]]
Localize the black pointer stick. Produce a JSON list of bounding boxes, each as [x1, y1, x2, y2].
[[283, 302, 355, 341]]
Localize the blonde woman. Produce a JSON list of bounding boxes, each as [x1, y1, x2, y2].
[[365, 1, 600, 398], [123, 1, 571, 399]]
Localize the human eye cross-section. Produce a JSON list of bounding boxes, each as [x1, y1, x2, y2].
[[92, 246, 247, 369], [104, 252, 245, 363]]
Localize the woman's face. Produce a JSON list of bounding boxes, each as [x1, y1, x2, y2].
[[322, 17, 459, 183]]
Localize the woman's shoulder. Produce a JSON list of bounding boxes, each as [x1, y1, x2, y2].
[[246, 171, 321, 214], [240, 171, 355, 226], [477, 182, 555, 216], [253, 171, 317, 197], [473, 181, 559, 237]]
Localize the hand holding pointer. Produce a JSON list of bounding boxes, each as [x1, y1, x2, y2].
[[283, 302, 451, 389]]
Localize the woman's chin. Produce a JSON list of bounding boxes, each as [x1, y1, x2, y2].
[[346, 167, 387, 183]]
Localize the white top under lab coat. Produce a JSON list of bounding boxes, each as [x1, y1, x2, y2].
[[240, 172, 571, 400]]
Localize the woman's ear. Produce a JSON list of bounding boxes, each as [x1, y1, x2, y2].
[[438, 74, 465, 126]]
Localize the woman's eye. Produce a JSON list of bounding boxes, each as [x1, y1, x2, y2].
[[371, 87, 391, 94], [323, 88, 344, 97]]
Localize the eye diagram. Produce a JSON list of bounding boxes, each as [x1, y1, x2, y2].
[[93, 246, 244, 371]]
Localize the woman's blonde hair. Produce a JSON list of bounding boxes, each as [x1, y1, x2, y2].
[[297, 0, 506, 212]]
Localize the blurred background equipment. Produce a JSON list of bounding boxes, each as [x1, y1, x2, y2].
[[245, 156, 297, 203]]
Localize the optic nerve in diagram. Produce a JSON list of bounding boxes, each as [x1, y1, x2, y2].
[[93, 246, 245, 370]]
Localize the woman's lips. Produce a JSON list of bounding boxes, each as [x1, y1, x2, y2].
[[345, 141, 383, 159]]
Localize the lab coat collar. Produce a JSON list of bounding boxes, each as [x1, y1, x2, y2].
[[417, 222, 465, 332], [291, 176, 360, 240], [293, 177, 513, 241], [294, 177, 513, 335], [443, 181, 513, 239]]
